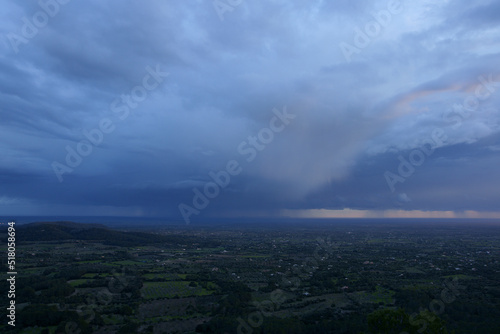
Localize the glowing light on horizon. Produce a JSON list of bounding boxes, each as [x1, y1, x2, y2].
[[282, 209, 500, 219]]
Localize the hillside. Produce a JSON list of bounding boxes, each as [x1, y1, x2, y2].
[[16, 221, 218, 247]]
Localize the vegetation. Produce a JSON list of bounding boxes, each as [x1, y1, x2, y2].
[[1, 220, 499, 333]]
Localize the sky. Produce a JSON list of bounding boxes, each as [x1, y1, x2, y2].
[[1, 0, 500, 223]]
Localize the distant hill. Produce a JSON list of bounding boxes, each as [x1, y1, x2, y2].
[[17, 221, 218, 247], [26, 221, 109, 228]]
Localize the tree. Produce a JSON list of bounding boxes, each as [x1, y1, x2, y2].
[[367, 308, 452, 334]]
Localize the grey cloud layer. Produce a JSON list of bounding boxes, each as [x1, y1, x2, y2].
[[1, 0, 499, 218]]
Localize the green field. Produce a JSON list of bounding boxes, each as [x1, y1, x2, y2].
[[142, 273, 184, 280], [141, 281, 214, 300], [68, 279, 91, 287]]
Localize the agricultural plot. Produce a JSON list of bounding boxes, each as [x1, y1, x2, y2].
[[141, 281, 214, 300], [68, 279, 92, 287], [352, 286, 395, 305], [142, 273, 181, 280]]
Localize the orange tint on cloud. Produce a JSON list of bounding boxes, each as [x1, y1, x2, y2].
[[384, 83, 465, 119]]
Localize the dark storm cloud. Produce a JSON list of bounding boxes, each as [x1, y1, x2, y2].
[[1, 0, 499, 219], [444, 0, 500, 28]]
